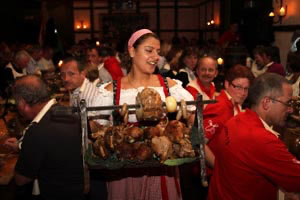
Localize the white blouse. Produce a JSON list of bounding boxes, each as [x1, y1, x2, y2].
[[91, 79, 195, 125]]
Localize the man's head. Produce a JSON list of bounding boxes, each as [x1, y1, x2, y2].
[[196, 56, 218, 86], [14, 50, 30, 69], [87, 46, 101, 66], [225, 64, 254, 105], [13, 75, 50, 120], [27, 45, 43, 62], [60, 57, 86, 91], [253, 46, 272, 67], [248, 73, 293, 127]]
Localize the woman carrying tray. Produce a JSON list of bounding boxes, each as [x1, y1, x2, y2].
[[91, 29, 211, 200]]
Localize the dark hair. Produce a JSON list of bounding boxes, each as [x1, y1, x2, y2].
[[178, 46, 199, 70], [14, 75, 50, 106], [98, 46, 115, 57], [253, 45, 274, 57], [248, 73, 290, 107], [62, 57, 85, 72], [225, 64, 254, 83], [121, 32, 160, 72]]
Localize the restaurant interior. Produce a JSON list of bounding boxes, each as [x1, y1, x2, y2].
[[0, 0, 300, 199]]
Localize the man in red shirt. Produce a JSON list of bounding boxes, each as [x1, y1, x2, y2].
[[186, 56, 218, 103], [208, 73, 300, 200]]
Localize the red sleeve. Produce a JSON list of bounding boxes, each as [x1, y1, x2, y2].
[[203, 102, 233, 151], [185, 86, 198, 100], [104, 57, 124, 80]]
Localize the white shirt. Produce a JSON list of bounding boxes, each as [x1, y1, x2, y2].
[[5, 62, 27, 79], [37, 57, 55, 71], [69, 78, 100, 108], [91, 79, 195, 125]]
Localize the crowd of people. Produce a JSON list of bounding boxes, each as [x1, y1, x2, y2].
[[1, 27, 300, 200]]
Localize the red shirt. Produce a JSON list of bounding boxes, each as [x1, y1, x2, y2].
[[104, 57, 124, 80], [185, 78, 216, 100], [208, 109, 300, 200]]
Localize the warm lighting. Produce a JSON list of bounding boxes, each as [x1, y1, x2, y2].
[[210, 20, 215, 24], [279, 6, 286, 16], [269, 12, 275, 17], [58, 60, 63, 67], [96, 41, 100, 46], [217, 57, 224, 65], [75, 20, 89, 31], [269, 0, 287, 24], [207, 22, 211, 26]]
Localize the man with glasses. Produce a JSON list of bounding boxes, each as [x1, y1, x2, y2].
[[60, 57, 100, 107], [208, 73, 300, 200]]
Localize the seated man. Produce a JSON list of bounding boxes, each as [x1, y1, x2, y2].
[[60, 57, 100, 107], [5, 50, 30, 80], [186, 55, 218, 103], [26, 44, 43, 74], [37, 46, 55, 72], [86, 46, 112, 83], [11, 75, 84, 199], [208, 73, 300, 200], [252, 45, 285, 77]]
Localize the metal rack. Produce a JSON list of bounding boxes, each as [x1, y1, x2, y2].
[[78, 94, 215, 191]]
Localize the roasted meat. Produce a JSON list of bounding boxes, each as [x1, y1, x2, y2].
[[151, 136, 173, 162], [164, 120, 190, 143], [136, 88, 163, 121], [93, 136, 109, 159], [125, 126, 144, 143], [173, 138, 195, 158]]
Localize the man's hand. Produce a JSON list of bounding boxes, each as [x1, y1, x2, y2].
[[4, 137, 19, 152]]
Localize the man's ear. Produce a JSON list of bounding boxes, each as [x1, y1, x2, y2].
[[224, 80, 229, 90], [18, 98, 26, 109], [261, 96, 271, 111]]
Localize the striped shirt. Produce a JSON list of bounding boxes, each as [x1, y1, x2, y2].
[[69, 78, 99, 107]]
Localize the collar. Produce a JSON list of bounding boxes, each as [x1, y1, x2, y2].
[[30, 57, 37, 64], [79, 78, 89, 94], [71, 78, 89, 95], [32, 99, 57, 123], [224, 90, 242, 115], [224, 90, 233, 101], [98, 63, 104, 70], [258, 117, 280, 138], [265, 61, 274, 68], [197, 78, 215, 99]]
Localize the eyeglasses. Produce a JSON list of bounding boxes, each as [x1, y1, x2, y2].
[[230, 82, 249, 92], [267, 97, 293, 108]]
